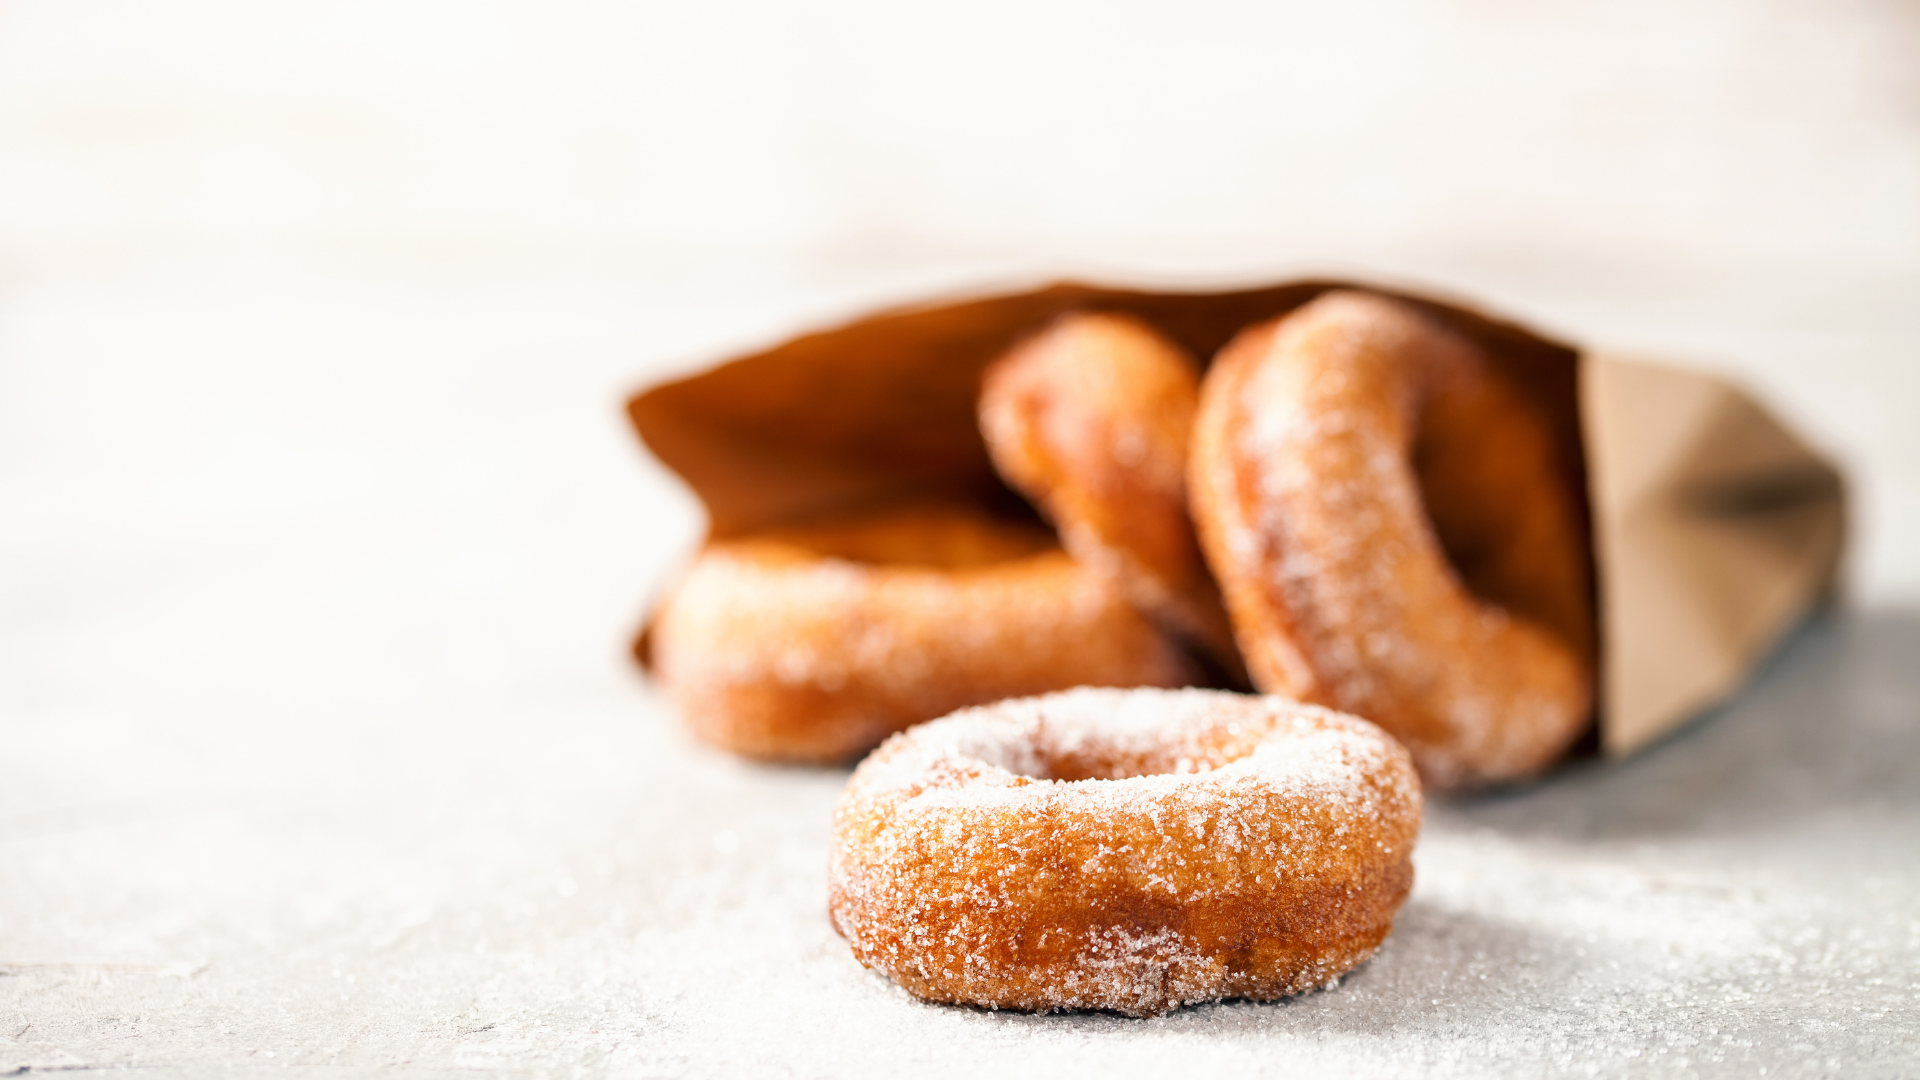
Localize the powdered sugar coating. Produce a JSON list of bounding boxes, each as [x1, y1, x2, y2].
[[828, 687, 1422, 1016]]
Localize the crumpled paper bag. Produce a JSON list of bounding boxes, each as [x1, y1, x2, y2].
[[628, 279, 1845, 757]]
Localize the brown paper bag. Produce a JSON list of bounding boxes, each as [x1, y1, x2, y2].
[[628, 279, 1846, 757]]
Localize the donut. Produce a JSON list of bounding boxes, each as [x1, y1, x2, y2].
[[1189, 290, 1594, 791], [828, 687, 1421, 1016], [644, 504, 1201, 763], [978, 312, 1245, 681]]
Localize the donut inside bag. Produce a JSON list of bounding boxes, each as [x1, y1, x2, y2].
[[979, 312, 1247, 684], [644, 503, 1199, 763], [1189, 291, 1595, 790], [970, 293, 1593, 789]]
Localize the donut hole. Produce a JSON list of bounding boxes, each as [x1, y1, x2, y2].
[[1415, 427, 1518, 607], [1031, 741, 1241, 782], [973, 689, 1270, 782], [757, 503, 1057, 569], [1412, 363, 1593, 656], [977, 738, 1244, 782]]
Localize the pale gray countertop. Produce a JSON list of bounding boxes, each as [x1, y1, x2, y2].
[[5, 609, 1917, 1078]]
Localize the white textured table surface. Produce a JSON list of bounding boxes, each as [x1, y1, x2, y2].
[[6, 609, 1919, 1078]]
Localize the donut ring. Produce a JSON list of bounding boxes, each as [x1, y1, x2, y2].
[[1190, 291, 1594, 790], [646, 505, 1200, 763], [828, 687, 1421, 1016], [979, 312, 1245, 680]]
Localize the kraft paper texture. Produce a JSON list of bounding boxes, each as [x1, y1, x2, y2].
[[1580, 354, 1846, 754], [628, 280, 1846, 757]]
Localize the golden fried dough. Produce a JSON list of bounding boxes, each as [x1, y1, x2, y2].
[[829, 687, 1422, 1015], [979, 312, 1244, 680], [647, 505, 1200, 763], [1189, 291, 1594, 790]]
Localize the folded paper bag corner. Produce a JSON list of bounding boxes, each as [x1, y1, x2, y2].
[[1580, 353, 1848, 757]]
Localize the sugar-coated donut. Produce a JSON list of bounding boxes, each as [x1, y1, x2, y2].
[[828, 687, 1421, 1016], [979, 312, 1245, 680], [1190, 291, 1594, 791], [646, 505, 1200, 763]]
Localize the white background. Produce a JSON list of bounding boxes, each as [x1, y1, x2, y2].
[[4, 0, 1918, 784]]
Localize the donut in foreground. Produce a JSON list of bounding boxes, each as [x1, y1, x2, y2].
[[828, 687, 1421, 1016], [978, 312, 1245, 680], [1190, 291, 1595, 791], [646, 506, 1199, 763]]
